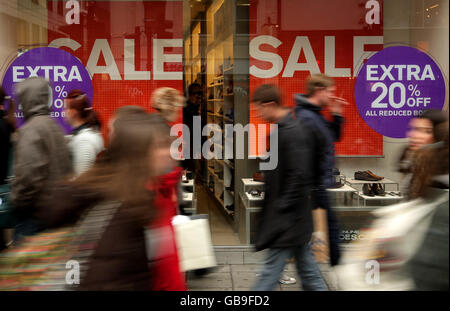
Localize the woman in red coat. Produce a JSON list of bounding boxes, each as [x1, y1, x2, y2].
[[148, 88, 187, 291]]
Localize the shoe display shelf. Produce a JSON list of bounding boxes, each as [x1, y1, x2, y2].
[[327, 183, 359, 207], [180, 178, 197, 215], [205, 0, 235, 222], [345, 178, 403, 207], [239, 178, 265, 245]]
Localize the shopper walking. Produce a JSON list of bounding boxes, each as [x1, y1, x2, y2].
[[183, 83, 202, 173], [251, 84, 328, 291], [294, 74, 348, 267], [408, 121, 449, 290], [64, 90, 104, 177], [10, 77, 72, 242], [38, 112, 159, 290], [398, 109, 448, 199], [149, 87, 187, 291]]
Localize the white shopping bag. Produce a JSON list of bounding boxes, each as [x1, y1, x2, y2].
[[335, 194, 447, 291], [173, 218, 217, 272]]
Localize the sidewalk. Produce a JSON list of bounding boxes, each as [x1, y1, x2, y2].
[[186, 247, 339, 291]]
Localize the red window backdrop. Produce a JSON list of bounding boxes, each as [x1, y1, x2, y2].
[[47, 0, 183, 141], [249, 0, 384, 156]]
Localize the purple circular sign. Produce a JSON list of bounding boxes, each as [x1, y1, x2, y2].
[[354, 46, 446, 138], [1, 47, 93, 134]]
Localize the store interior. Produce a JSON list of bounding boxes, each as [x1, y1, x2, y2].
[[180, 0, 449, 246]]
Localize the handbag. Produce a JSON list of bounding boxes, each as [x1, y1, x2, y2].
[[0, 201, 120, 291], [172, 215, 216, 272]]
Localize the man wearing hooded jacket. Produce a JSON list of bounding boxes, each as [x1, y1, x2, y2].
[[11, 77, 72, 241], [294, 74, 348, 267]]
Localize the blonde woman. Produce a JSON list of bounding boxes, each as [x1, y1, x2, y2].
[[150, 87, 185, 123], [148, 87, 187, 291]]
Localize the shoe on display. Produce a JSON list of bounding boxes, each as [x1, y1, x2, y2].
[[332, 168, 340, 176], [329, 181, 344, 189], [248, 189, 262, 197], [372, 183, 385, 196], [225, 204, 234, 211], [186, 170, 194, 179], [279, 275, 296, 285], [354, 171, 380, 181], [362, 183, 375, 196], [253, 171, 264, 182], [366, 170, 384, 180]]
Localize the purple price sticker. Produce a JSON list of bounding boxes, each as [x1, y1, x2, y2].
[[354, 46, 446, 138], [1, 47, 93, 134]]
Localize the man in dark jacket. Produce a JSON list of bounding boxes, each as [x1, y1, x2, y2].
[[251, 84, 328, 291], [294, 74, 348, 267], [182, 82, 202, 173], [10, 77, 72, 242]]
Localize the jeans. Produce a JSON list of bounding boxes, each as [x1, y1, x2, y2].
[[252, 244, 328, 291]]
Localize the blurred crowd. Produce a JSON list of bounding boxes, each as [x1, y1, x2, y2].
[[0, 75, 448, 291]]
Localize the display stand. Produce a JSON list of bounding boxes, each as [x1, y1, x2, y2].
[[180, 179, 197, 215], [239, 178, 264, 244], [239, 175, 404, 245], [345, 178, 403, 206], [205, 0, 236, 221]]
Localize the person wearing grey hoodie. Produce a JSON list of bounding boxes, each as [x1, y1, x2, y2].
[[10, 77, 72, 242]]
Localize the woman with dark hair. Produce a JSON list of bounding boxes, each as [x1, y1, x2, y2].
[[38, 113, 161, 290], [398, 109, 448, 199], [408, 121, 449, 290], [64, 90, 104, 176]]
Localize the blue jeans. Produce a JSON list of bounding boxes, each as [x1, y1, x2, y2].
[[252, 244, 328, 291]]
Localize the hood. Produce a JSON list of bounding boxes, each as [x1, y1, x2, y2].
[[15, 77, 51, 120], [294, 93, 321, 112]]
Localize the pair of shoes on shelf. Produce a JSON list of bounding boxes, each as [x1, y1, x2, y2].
[[355, 170, 384, 181], [363, 183, 385, 196]]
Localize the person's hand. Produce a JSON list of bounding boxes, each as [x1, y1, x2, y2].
[[329, 96, 349, 116]]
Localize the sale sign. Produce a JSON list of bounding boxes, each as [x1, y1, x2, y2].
[[47, 0, 183, 138], [1, 47, 93, 133], [249, 0, 384, 156], [355, 46, 446, 138]]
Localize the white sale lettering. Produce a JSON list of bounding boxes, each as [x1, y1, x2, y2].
[[49, 38, 183, 81], [249, 35, 383, 78]]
